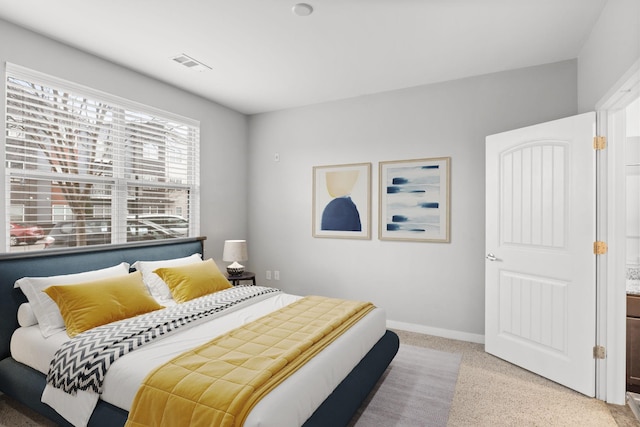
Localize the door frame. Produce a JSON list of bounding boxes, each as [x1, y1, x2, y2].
[[596, 59, 640, 405]]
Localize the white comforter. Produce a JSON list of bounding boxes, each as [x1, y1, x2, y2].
[[11, 292, 385, 427]]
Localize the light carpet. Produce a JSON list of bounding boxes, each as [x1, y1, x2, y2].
[[349, 344, 462, 427], [395, 330, 631, 427]]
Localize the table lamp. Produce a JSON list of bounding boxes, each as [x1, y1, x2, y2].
[[223, 240, 248, 276]]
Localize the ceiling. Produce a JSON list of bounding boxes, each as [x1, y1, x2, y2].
[[0, 0, 608, 115]]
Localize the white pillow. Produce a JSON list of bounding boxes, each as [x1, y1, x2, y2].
[[132, 254, 202, 301], [17, 303, 38, 327], [14, 262, 130, 337]]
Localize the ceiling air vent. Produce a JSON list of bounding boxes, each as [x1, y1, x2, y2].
[[171, 54, 212, 72]]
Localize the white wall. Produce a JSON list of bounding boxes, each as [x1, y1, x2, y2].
[[0, 19, 249, 260], [248, 60, 577, 340], [578, 0, 640, 111]]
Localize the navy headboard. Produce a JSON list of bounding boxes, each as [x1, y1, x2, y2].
[[0, 237, 205, 359]]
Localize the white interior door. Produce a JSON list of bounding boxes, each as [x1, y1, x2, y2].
[[485, 112, 596, 396]]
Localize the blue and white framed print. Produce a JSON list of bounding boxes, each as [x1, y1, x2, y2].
[[379, 157, 451, 242]]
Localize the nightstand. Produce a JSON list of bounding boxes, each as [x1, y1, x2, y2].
[[225, 271, 256, 286]]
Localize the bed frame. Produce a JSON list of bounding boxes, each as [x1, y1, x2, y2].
[[0, 237, 399, 427]]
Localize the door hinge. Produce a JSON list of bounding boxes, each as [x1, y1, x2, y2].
[[593, 345, 606, 359], [594, 241, 608, 255], [593, 136, 607, 150]]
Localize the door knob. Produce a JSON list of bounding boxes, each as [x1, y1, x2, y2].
[[486, 253, 498, 261]]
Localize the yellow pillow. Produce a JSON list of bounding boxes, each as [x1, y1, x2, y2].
[[44, 271, 164, 337], [154, 258, 232, 303]]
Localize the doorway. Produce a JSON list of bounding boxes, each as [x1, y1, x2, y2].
[[623, 97, 640, 415], [598, 61, 640, 406], [483, 65, 640, 405]]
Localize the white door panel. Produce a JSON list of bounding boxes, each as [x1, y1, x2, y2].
[[486, 112, 596, 396]]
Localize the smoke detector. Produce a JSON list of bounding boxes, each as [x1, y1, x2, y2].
[[171, 54, 212, 72]]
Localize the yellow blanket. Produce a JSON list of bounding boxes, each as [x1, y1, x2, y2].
[[125, 295, 374, 427]]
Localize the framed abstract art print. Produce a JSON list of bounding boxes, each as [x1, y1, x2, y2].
[[379, 157, 451, 242], [313, 162, 371, 239]]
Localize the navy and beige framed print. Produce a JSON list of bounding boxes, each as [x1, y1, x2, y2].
[[379, 157, 451, 242], [313, 162, 371, 239]]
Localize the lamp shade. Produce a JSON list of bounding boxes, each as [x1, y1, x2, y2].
[[223, 240, 248, 262]]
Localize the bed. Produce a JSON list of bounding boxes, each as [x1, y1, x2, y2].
[[0, 237, 399, 427]]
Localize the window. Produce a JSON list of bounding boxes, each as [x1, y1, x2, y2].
[[9, 205, 24, 222], [52, 205, 73, 222], [4, 64, 200, 252]]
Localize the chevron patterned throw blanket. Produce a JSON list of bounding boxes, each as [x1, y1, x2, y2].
[[46, 286, 281, 396]]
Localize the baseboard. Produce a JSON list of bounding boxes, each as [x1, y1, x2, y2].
[[387, 320, 485, 344], [627, 392, 640, 421]]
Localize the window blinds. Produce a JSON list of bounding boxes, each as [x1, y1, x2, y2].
[[4, 63, 200, 251]]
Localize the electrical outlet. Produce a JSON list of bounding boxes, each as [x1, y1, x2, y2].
[[274, 270, 280, 280], [266, 270, 272, 280]]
